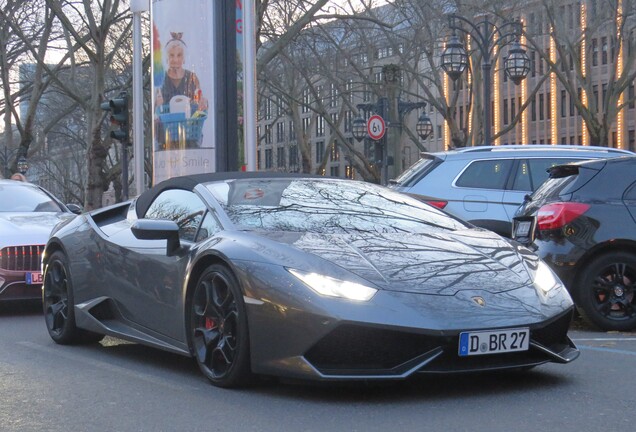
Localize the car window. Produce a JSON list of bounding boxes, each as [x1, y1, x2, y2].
[[144, 189, 206, 242], [528, 158, 580, 191], [511, 158, 581, 192], [455, 159, 514, 190], [206, 179, 468, 234], [195, 211, 221, 242], [0, 183, 64, 212], [511, 161, 533, 192]]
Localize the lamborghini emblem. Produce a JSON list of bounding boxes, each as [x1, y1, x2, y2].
[[472, 296, 486, 307]]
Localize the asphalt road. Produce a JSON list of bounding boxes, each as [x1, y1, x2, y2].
[[1, 302, 634, 432]]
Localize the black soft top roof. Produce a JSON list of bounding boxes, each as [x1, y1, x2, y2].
[[135, 171, 322, 218]]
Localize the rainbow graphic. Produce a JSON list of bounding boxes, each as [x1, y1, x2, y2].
[[153, 23, 164, 89]]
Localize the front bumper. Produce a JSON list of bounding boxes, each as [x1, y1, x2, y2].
[[0, 272, 42, 301], [302, 308, 578, 379]]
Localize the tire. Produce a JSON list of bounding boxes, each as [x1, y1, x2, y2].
[[576, 251, 636, 332], [43, 251, 104, 344], [190, 264, 251, 388]]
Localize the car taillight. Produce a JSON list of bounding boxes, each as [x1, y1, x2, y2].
[[536, 202, 590, 230], [426, 200, 448, 209]]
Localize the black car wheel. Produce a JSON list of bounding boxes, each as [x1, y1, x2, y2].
[[43, 251, 103, 344], [190, 264, 251, 387], [577, 252, 636, 331]]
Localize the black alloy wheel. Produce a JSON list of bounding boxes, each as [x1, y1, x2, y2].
[[190, 264, 251, 387], [43, 251, 103, 344], [577, 252, 636, 331]]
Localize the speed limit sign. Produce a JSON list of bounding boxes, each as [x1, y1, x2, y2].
[[367, 115, 386, 141]]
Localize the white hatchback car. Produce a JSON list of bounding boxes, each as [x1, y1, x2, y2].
[[391, 145, 634, 237]]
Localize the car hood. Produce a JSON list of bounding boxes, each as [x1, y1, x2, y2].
[[250, 228, 533, 295], [0, 212, 74, 247]]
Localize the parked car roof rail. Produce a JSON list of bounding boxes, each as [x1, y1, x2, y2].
[[443, 145, 634, 154]]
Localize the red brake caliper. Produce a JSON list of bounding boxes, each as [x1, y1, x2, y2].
[[205, 317, 215, 329]]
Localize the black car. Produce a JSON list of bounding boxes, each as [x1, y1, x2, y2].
[[43, 172, 578, 388], [513, 156, 636, 331]]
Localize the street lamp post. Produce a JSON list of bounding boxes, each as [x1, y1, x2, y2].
[[352, 66, 433, 184], [441, 14, 530, 147]]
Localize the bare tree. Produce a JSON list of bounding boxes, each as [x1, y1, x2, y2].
[[43, 0, 132, 210], [527, 0, 636, 146]]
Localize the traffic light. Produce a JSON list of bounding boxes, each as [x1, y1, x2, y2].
[[101, 91, 129, 143]]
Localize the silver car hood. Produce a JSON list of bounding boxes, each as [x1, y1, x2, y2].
[[283, 229, 533, 295], [0, 212, 74, 247]]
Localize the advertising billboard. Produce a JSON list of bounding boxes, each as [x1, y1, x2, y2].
[[151, 0, 215, 183]]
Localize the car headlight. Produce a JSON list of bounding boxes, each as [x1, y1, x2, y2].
[[288, 269, 377, 301], [534, 260, 559, 294]]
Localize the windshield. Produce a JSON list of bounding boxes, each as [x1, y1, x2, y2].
[[0, 183, 64, 212], [205, 178, 467, 234]]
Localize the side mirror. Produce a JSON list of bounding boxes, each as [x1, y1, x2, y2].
[[66, 203, 83, 214], [131, 219, 180, 256]]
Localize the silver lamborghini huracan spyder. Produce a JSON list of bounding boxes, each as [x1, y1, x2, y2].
[[42, 172, 579, 388]]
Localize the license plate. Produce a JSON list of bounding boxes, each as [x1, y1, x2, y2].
[[514, 221, 532, 237], [512, 216, 536, 243], [458, 328, 529, 356], [26, 272, 43, 285]]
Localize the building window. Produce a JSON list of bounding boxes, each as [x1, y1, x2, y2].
[[547, 92, 551, 119], [561, 90, 566, 118], [511, 98, 516, 122], [531, 51, 536, 77], [503, 99, 509, 125], [330, 142, 340, 161], [345, 164, 354, 179], [344, 110, 352, 133], [289, 120, 296, 140], [265, 99, 272, 120], [593, 85, 599, 112], [531, 96, 536, 121], [302, 88, 310, 113], [276, 95, 283, 116], [330, 166, 340, 177], [277, 147, 285, 168], [539, 94, 545, 121], [316, 141, 325, 163], [316, 116, 325, 136], [345, 79, 354, 103], [276, 122, 285, 143], [257, 150, 261, 170], [265, 149, 273, 169], [302, 117, 311, 134], [330, 113, 339, 134], [330, 83, 339, 108], [363, 83, 371, 102], [601, 37, 608, 65], [289, 145, 298, 170], [592, 38, 598, 66], [265, 124, 272, 144], [315, 85, 324, 108]]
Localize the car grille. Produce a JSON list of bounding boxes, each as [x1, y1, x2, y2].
[[0, 245, 45, 271]]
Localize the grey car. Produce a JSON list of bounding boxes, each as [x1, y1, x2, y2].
[[391, 145, 633, 237], [43, 172, 578, 388]]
